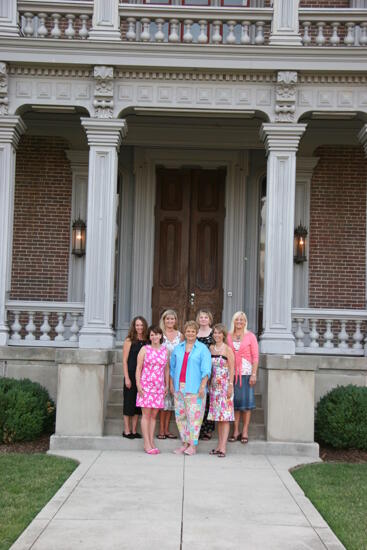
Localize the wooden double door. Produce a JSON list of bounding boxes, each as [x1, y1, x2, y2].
[[152, 167, 226, 328]]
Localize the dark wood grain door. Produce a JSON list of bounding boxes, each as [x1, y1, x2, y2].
[[152, 167, 226, 327]]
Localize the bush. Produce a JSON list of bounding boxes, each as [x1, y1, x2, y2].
[[315, 385, 367, 450], [0, 378, 56, 443]]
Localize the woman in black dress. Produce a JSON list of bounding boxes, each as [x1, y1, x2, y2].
[[122, 316, 148, 439], [196, 310, 215, 441]]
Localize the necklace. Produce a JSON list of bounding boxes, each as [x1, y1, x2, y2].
[[234, 333, 242, 341], [214, 343, 224, 353]]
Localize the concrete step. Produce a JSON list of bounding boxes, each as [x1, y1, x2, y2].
[[50, 434, 320, 458], [103, 417, 266, 440], [110, 374, 123, 390]]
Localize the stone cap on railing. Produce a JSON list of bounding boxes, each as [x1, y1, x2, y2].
[[17, 0, 93, 14], [292, 308, 367, 320]]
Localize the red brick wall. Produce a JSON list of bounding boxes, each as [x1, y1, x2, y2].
[[11, 136, 72, 301], [309, 146, 366, 309]]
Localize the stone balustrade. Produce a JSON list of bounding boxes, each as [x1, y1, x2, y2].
[[6, 301, 84, 347], [292, 308, 367, 356], [18, 1, 93, 39], [299, 9, 367, 47]]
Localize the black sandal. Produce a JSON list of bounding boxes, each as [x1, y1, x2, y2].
[[217, 451, 226, 458], [209, 449, 219, 455]]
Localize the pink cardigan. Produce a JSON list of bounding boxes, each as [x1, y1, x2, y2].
[[227, 332, 259, 385]]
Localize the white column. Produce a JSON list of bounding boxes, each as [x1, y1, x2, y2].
[[259, 123, 307, 355], [79, 118, 127, 349], [0, 0, 19, 37], [89, 0, 121, 41], [0, 116, 26, 346], [269, 0, 302, 47]]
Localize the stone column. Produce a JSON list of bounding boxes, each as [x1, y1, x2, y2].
[[0, 116, 26, 346], [269, 0, 302, 47], [79, 118, 127, 349], [89, 0, 121, 41], [259, 123, 307, 355], [0, 0, 19, 37]]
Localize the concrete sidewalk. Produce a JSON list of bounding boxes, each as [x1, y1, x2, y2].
[[10, 450, 345, 550]]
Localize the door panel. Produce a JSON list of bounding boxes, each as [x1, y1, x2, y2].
[[152, 167, 226, 327]]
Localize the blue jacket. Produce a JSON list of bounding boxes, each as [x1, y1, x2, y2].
[[170, 340, 212, 394]]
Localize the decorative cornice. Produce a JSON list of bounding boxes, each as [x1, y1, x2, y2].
[[275, 71, 297, 123], [116, 70, 277, 83], [8, 66, 93, 78], [299, 74, 367, 84], [0, 62, 9, 116]]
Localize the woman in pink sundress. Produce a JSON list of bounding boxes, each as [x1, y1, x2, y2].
[[207, 324, 235, 458], [136, 325, 169, 455]]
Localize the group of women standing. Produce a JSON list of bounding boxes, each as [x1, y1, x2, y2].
[[122, 309, 259, 457]]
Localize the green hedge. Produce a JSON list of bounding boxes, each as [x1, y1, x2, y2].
[[315, 385, 367, 450], [0, 378, 55, 443]]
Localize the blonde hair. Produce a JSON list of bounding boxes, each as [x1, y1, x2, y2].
[[159, 309, 178, 333], [183, 320, 199, 335], [196, 309, 213, 327], [230, 311, 248, 335], [213, 323, 228, 343]]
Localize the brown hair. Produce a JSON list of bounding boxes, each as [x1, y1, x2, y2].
[[183, 320, 199, 335], [213, 323, 228, 342], [127, 316, 148, 342], [196, 309, 213, 326], [148, 324, 163, 344]]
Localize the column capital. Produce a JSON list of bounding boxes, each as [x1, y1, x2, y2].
[[260, 123, 307, 154], [358, 124, 367, 157], [0, 116, 27, 148], [81, 118, 127, 149]]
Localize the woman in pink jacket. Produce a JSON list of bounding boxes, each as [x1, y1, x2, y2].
[[227, 311, 259, 444]]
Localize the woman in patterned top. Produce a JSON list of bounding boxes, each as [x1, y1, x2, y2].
[[197, 310, 215, 441]]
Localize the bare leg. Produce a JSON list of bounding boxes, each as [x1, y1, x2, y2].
[[149, 409, 159, 449], [217, 422, 223, 452], [242, 411, 251, 439], [123, 415, 131, 435], [159, 410, 166, 436], [233, 410, 240, 438], [141, 409, 152, 451], [132, 414, 139, 434], [221, 422, 230, 454], [164, 410, 172, 435]]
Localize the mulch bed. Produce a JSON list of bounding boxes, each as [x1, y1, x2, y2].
[[0, 434, 50, 454]]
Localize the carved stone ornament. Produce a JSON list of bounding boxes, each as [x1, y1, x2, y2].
[[93, 65, 114, 118], [275, 71, 297, 123], [0, 62, 9, 116]]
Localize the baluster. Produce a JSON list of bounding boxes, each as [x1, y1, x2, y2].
[[254, 21, 265, 45], [352, 320, 363, 350], [40, 313, 51, 341], [337, 320, 348, 350], [329, 22, 340, 46], [51, 13, 62, 38], [302, 21, 312, 46], [315, 22, 326, 46], [79, 15, 89, 39], [240, 20, 251, 45], [168, 19, 179, 43], [212, 20, 222, 44], [198, 20, 208, 44], [309, 319, 319, 348], [23, 13, 35, 37], [344, 22, 355, 46], [126, 17, 136, 41], [55, 313, 65, 341], [140, 18, 151, 42], [323, 319, 334, 349], [183, 20, 193, 43], [295, 318, 305, 349], [65, 14, 76, 39], [154, 18, 165, 42], [225, 20, 237, 45], [25, 312, 36, 341], [37, 13, 48, 38], [360, 22, 367, 46], [69, 313, 80, 343], [10, 312, 21, 341]]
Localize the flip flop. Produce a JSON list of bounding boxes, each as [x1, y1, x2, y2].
[[165, 433, 178, 439], [241, 436, 249, 444], [157, 434, 167, 440], [217, 451, 226, 458], [228, 435, 239, 442], [209, 449, 220, 455]]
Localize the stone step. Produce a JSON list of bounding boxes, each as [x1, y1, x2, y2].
[[50, 435, 319, 458], [112, 362, 123, 375], [109, 375, 124, 390], [103, 417, 266, 440]]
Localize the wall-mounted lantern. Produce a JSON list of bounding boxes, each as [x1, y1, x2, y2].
[[294, 223, 308, 264], [72, 218, 86, 257]]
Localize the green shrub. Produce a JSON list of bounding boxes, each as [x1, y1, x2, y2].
[[315, 385, 367, 450], [0, 378, 56, 443]]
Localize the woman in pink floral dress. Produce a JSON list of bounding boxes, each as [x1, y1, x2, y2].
[[136, 326, 169, 455], [207, 324, 235, 458]]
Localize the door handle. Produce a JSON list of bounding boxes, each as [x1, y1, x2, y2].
[[189, 292, 195, 307]]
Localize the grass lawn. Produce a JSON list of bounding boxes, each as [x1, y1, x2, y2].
[[0, 453, 78, 550], [292, 462, 367, 550]]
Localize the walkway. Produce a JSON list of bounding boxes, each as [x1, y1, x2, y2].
[[10, 450, 344, 550]]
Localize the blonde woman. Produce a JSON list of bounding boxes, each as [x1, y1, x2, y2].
[[158, 309, 182, 440], [227, 311, 258, 444]]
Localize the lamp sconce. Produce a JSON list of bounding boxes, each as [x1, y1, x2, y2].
[[72, 217, 86, 257], [294, 223, 308, 264]]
